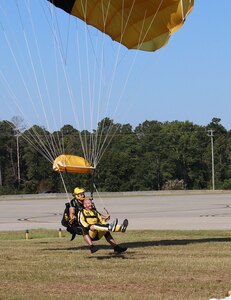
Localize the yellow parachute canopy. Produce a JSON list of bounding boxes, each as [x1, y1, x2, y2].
[[53, 155, 94, 174], [48, 0, 194, 52]]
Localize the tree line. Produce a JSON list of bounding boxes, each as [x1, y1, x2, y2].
[[0, 117, 231, 195]]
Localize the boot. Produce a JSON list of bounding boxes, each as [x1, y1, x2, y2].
[[114, 245, 128, 253]]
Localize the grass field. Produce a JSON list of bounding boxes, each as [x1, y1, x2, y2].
[[0, 229, 231, 300]]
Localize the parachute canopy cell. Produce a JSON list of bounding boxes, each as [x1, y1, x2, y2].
[[48, 0, 194, 52], [53, 155, 94, 174]]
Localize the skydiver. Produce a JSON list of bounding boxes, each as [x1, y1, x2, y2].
[[63, 187, 110, 253], [79, 198, 128, 254]]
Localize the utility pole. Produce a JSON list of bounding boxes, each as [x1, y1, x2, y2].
[[11, 116, 25, 186], [16, 132, 20, 183], [207, 129, 215, 190], [0, 165, 2, 186]]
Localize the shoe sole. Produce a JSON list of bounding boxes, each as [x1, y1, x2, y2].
[[121, 219, 128, 232], [90, 247, 99, 254], [111, 218, 118, 232], [70, 233, 76, 241], [114, 247, 128, 254]]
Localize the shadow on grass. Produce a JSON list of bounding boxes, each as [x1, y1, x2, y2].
[[42, 237, 231, 253], [124, 237, 231, 248], [43, 244, 133, 260]]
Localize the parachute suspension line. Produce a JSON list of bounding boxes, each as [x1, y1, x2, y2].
[[95, 124, 121, 166], [74, 21, 90, 161], [88, 31, 107, 168], [49, 1, 98, 162], [92, 0, 119, 164], [71, 0, 90, 164], [88, 0, 127, 167], [119, 0, 136, 44], [47, 2, 96, 165], [93, 183, 107, 214], [63, 8, 71, 65], [91, 32, 107, 167], [95, 0, 162, 162], [76, 19, 97, 164], [22, 2, 65, 161], [89, 170, 95, 199], [1, 18, 40, 123], [18, 4, 51, 132], [44, 2, 70, 157], [180, 0, 186, 21], [99, 0, 165, 134], [0, 71, 28, 120], [20, 130, 55, 164], [80, 0, 138, 167], [91, 29, 114, 168], [48, 3, 88, 158], [1, 14, 49, 162], [92, 0, 140, 166], [53, 45, 65, 155], [45, 0, 82, 155], [104, 0, 154, 126], [3, 118, 54, 165], [76, 1, 101, 166], [136, 0, 164, 51], [1, 1, 62, 163], [83, 18, 92, 164], [63, 1, 103, 167], [25, 2, 64, 159], [0, 69, 56, 163], [64, 168, 75, 194], [58, 170, 71, 201], [46, 0, 145, 168], [82, 12, 109, 167], [44, 0, 68, 65], [76, 3, 112, 167], [2, 1, 65, 161]]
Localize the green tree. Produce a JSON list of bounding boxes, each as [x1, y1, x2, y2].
[[206, 118, 230, 189], [0, 121, 18, 193]]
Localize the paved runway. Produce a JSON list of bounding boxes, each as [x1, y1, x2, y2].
[[0, 192, 231, 231]]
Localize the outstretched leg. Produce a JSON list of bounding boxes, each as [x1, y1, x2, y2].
[[104, 232, 128, 253]]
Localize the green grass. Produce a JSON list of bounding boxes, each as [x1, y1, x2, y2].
[[0, 230, 231, 300]]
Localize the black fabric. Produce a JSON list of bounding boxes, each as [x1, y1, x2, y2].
[[47, 0, 75, 14], [70, 198, 84, 212], [66, 225, 83, 241], [61, 202, 70, 227], [114, 245, 128, 253], [61, 201, 82, 227], [71, 225, 84, 235]]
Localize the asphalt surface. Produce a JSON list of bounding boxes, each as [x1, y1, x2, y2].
[[1, 192, 231, 231]]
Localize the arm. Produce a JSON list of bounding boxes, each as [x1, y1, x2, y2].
[[100, 208, 110, 221], [69, 207, 77, 222]]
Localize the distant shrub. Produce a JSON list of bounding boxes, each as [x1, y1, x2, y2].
[[221, 179, 231, 190], [0, 186, 11, 195]]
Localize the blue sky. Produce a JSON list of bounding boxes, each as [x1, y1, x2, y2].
[[1, 1, 231, 132]]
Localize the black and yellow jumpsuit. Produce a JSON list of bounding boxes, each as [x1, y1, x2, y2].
[[79, 209, 122, 241]]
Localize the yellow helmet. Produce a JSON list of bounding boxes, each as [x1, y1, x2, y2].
[[73, 187, 85, 201]]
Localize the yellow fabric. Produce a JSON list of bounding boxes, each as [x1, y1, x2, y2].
[[70, 0, 194, 52], [79, 209, 108, 240], [79, 209, 106, 227], [89, 230, 106, 241], [74, 187, 85, 195], [115, 225, 122, 232], [53, 155, 94, 174]]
